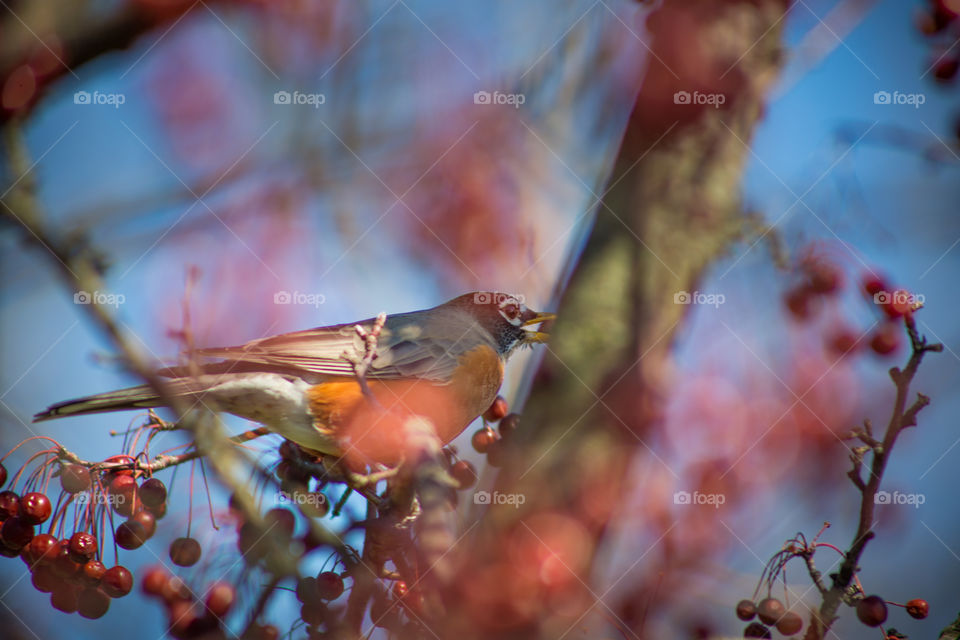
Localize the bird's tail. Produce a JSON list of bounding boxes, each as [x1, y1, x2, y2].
[[33, 385, 164, 422]]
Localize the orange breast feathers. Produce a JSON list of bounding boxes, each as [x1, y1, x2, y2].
[[306, 344, 504, 464]]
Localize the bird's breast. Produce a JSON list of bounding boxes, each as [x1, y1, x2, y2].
[[305, 344, 503, 464]]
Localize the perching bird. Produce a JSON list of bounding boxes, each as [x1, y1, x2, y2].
[[34, 292, 553, 463]]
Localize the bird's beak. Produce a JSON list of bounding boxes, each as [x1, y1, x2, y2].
[[521, 310, 555, 343]]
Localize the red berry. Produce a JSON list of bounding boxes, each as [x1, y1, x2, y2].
[[101, 565, 133, 598], [827, 329, 859, 356], [265, 508, 296, 537], [805, 261, 842, 294], [168, 600, 204, 637], [757, 597, 785, 625], [77, 587, 110, 619], [161, 575, 193, 605], [50, 582, 80, 613], [863, 275, 887, 296], [1, 516, 35, 550], [498, 413, 521, 438], [856, 595, 888, 627], [0, 490, 20, 521], [138, 478, 167, 508], [60, 464, 91, 494], [110, 475, 138, 517], [450, 460, 477, 490], [19, 492, 52, 525], [906, 598, 929, 619], [736, 599, 757, 621], [776, 611, 803, 635], [744, 622, 772, 638], [870, 325, 900, 356], [300, 602, 327, 627], [81, 559, 106, 586], [141, 565, 169, 597], [486, 439, 506, 467], [880, 290, 915, 319], [315, 571, 344, 600], [784, 287, 815, 320], [483, 396, 508, 422], [31, 564, 59, 592], [933, 57, 959, 82], [169, 537, 202, 567], [205, 581, 236, 617], [130, 509, 157, 539], [296, 577, 320, 605], [27, 533, 59, 565], [471, 427, 498, 454], [68, 531, 98, 562], [52, 540, 82, 580], [115, 520, 147, 550], [0, 463, 6, 488], [146, 499, 167, 520]]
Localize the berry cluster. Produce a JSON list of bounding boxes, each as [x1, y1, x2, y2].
[[734, 526, 930, 638], [139, 565, 261, 639], [0, 456, 159, 619], [471, 395, 521, 468], [783, 254, 921, 358], [736, 597, 802, 637]]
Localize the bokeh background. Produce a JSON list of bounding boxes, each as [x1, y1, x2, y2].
[[1, 0, 959, 638]]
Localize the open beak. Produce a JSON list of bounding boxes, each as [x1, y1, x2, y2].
[[520, 310, 556, 344]]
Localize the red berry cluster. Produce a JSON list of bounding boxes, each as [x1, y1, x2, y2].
[[139, 566, 263, 639], [736, 598, 803, 637], [471, 395, 521, 468], [295, 569, 345, 629], [783, 253, 920, 359], [0, 445, 177, 620]]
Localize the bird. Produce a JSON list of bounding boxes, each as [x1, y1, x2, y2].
[[34, 292, 553, 464]]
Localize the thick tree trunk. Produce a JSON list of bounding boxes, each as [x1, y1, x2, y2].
[[445, 1, 789, 637]]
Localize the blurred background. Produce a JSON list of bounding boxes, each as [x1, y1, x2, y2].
[[1, 0, 958, 638]]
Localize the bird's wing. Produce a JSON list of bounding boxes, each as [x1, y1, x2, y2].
[[195, 312, 482, 383]]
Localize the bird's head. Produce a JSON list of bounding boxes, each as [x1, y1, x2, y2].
[[447, 292, 555, 357]]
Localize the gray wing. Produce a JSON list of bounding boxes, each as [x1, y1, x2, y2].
[[195, 310, 487, 383]]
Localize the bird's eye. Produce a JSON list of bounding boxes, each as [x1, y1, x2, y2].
[[502, 304, 520, 319]]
